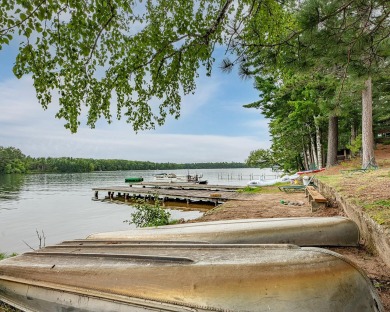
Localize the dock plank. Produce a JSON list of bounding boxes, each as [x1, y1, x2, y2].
[[93, 184, 255, 203], [129, 182, 244, 191]]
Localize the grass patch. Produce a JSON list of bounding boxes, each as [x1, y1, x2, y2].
[[364, 199, 390, 209], [238, 186, 264, 193], [238, 185, 281, 194], [316, 175, 342, 185], [0, 252, 17, 261], [362, 200, 390, 225]]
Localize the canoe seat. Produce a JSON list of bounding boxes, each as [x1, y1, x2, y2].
[[305, 186, 327, 212]]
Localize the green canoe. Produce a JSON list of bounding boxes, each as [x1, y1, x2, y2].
[[125, 177, 143, 183]]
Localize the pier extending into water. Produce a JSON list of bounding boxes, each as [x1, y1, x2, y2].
[[217, 171, 283, 181], [93, 183, 252, 206]]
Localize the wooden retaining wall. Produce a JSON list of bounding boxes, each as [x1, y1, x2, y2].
[[317, 179, 390, 268]]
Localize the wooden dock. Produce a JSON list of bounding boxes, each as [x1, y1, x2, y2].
[[130, 182, 243, 191], [93, 182, 253, 205]]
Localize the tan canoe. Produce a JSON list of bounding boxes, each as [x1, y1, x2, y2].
[[0, 243, 382, 311], [87, 216, 360, 246]]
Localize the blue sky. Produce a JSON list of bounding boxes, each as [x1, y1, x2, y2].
[[0, 43, 271, 163]]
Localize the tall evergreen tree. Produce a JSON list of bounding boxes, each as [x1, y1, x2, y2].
[[295, 0, 389, 167]]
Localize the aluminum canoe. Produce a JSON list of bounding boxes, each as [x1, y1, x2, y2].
[[0, 243, 382, 311], [88, 216, 360, 246]]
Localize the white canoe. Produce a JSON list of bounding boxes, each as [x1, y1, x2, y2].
[[247, 173, 300, 186], [0, 244, 383, 311], [88, 217, 360, 247]]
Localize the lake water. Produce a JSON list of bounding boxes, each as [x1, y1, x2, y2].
[[0, 168, 279, 254]]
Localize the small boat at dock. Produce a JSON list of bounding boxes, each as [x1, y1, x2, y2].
[[88, 216, 360, 247], [247, 173, 299, 186], [297, 168, 326, 175], [0, 243, 382, 311], [125, 176, 143, 183], [153, 173, 208, 184]]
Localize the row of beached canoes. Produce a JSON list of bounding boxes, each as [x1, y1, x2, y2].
[[0, 216, 384, 311]]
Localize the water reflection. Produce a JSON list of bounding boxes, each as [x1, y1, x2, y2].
[[0, 174, 25, 202]]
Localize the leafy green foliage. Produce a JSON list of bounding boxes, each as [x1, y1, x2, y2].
[[2, 0, 247, 133], [0, 147, 27, 174], [245, 73, 339, 170], [245, 149, 275, 168], [124, 195, 171, 228], [346, 134, 362, 155], [241, 0, 389, 170]]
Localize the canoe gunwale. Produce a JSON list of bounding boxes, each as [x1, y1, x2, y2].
[[24, 251, 195, 263], [86, 217, 360, 247], [52, 242, 301, 249]]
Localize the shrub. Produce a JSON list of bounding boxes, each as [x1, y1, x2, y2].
[[0, 252, 17, 261], [346, 134, 362, 155], [124, 194, 171, 228]]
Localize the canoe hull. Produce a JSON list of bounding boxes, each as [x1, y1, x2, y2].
[[0, 244, 383, 311], [297, 168, 326, 175], [125, 177, 144, 183], [88, 217, 360, 247]]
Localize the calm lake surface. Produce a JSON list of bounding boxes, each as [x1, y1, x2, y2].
[[0, 168, 278, 254]]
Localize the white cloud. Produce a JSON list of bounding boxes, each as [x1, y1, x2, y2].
[[180, 77, 222, 117], [0, 76, 269, 162], [0, 77, 45, 123]]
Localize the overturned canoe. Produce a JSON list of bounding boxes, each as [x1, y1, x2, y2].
[[0, 243, 382, 311], [88, 216, 360, 247]]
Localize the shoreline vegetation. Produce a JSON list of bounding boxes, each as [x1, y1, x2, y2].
[[0, 146, 252, 175]]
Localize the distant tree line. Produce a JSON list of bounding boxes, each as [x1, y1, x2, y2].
[[0, 146, 250, 174]]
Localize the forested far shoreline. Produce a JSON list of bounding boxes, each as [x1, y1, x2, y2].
[[0, 146, 252, 174]]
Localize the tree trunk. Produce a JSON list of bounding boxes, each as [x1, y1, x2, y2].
[[314, 116, 323, 169], [302, 147, 308, 170], [309, 132, 318, 169], [362, 77, 376, 168], [305, 147, 311, 170], [351, 123, 358, 143], [326, 115, 338, 168]]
